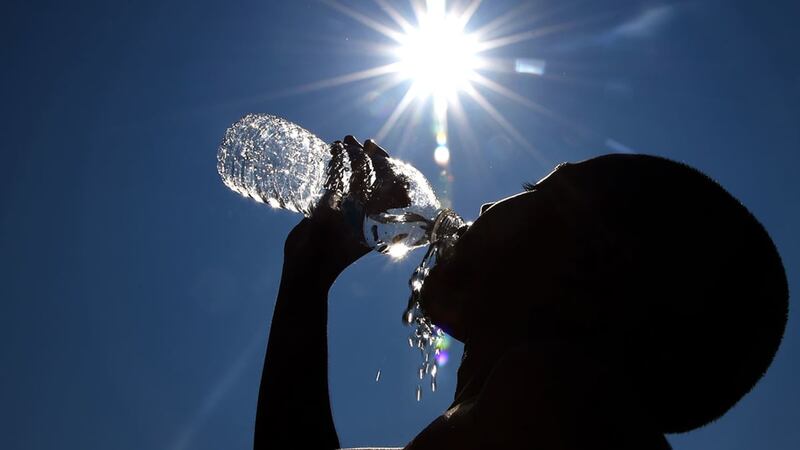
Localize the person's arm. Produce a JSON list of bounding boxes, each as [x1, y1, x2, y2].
[[253, 136, 409, 449], [253, 134, 389, 449], [254, 213, 370, 449]]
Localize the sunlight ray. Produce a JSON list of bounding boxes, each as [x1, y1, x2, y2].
[[282, 62, 402, 96], [313, 0, 570, 170], [472, 56, 532, 74], [456, 0, 483, 29], [471, 2, 534, 39], [322, 0, 406, 43], [208, 62, 402, 112], [447, 92, 480, 154], [475, 20, 585, 52], [374, 0, 415, 33], [476, 10, 614, 53], [470, 72, 594, 139], [474, 0, 586, 42], [465, 85, 551, 168], [328, 38, 403, 57], [376, 85, 419, 142], [169, 329, 263, 450], [470, 72, 553, 117], [358, 76, 410, 103], [395, 96, 429, 158], [409, 0, 428, 25]]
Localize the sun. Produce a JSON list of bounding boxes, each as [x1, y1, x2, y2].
[[315, 0, 562, 172], [394, 3, 480, 101]]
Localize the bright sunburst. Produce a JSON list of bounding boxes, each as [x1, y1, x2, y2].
[[311, 0, 583, 187], [393, 1, 480, 101]]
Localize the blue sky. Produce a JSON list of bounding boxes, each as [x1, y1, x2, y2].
[[1, 1, 798, 449]]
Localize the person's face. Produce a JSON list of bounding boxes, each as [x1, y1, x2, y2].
[[419, 164, 571, 342]]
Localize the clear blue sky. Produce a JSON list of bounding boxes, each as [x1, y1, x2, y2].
[[1, 1, 798, 449]]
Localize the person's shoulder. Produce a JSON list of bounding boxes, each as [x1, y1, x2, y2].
[[404, 398, 480, 450]]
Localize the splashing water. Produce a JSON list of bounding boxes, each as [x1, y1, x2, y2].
[[403, 210, 467, 400], [404, 244, 445, 400]]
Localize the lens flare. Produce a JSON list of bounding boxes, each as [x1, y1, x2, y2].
[[435, 350, 450, 366], [433, 333, 452, 366], [434, 145, 451, 166]]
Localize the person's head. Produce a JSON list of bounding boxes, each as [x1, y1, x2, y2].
[[420, 153, 788, 433]]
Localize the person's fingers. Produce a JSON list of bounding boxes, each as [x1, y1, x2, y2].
[[364, 141, 394, 206], [343, 135, 363, 148], [364, 139, 390, 158], [361, 140, 412, 214], [363, 139, 392, 184], [339, 136, 374, 203]]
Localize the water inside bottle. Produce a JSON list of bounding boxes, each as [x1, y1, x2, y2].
[[217, 114, 345, 216], [363, 158, 440, 257]]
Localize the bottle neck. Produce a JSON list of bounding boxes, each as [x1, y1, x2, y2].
[[430, 209, 467, 243]]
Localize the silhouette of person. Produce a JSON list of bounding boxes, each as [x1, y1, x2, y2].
[[254, 137, 788, 450]]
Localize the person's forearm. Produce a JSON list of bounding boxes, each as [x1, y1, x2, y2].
[[254, 262, 340, 450]]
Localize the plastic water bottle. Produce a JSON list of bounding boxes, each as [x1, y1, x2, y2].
[[218, 113, 469, 396], [217, 113, 464, 256]]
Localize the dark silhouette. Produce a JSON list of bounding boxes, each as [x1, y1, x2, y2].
[[254, 138, 788, 450]]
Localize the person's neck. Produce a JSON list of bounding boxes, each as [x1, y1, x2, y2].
[[450, 325, 608, 407], [451, 334, 514, 406]]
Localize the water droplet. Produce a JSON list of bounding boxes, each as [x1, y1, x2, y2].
[[400, 212, 470, 401]]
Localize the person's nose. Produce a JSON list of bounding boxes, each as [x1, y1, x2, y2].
[[480, 202, 495, 215]]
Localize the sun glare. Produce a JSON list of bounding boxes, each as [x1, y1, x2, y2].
[[387, 243, 411, 260], [395, 4, 479, 100], [317, 0, 563, 172]]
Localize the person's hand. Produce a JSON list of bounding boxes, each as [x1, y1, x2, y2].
[[281, 135, 395, 287], [282, 209, 368, 289]]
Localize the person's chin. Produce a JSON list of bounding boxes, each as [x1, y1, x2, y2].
[[421, 294, 466, 342]]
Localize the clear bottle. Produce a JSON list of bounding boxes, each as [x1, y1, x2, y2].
[[217, 113, 462, 256], [218, 113, 469, 397]]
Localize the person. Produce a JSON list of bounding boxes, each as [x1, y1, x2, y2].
[[253, 137, 788, 450]]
